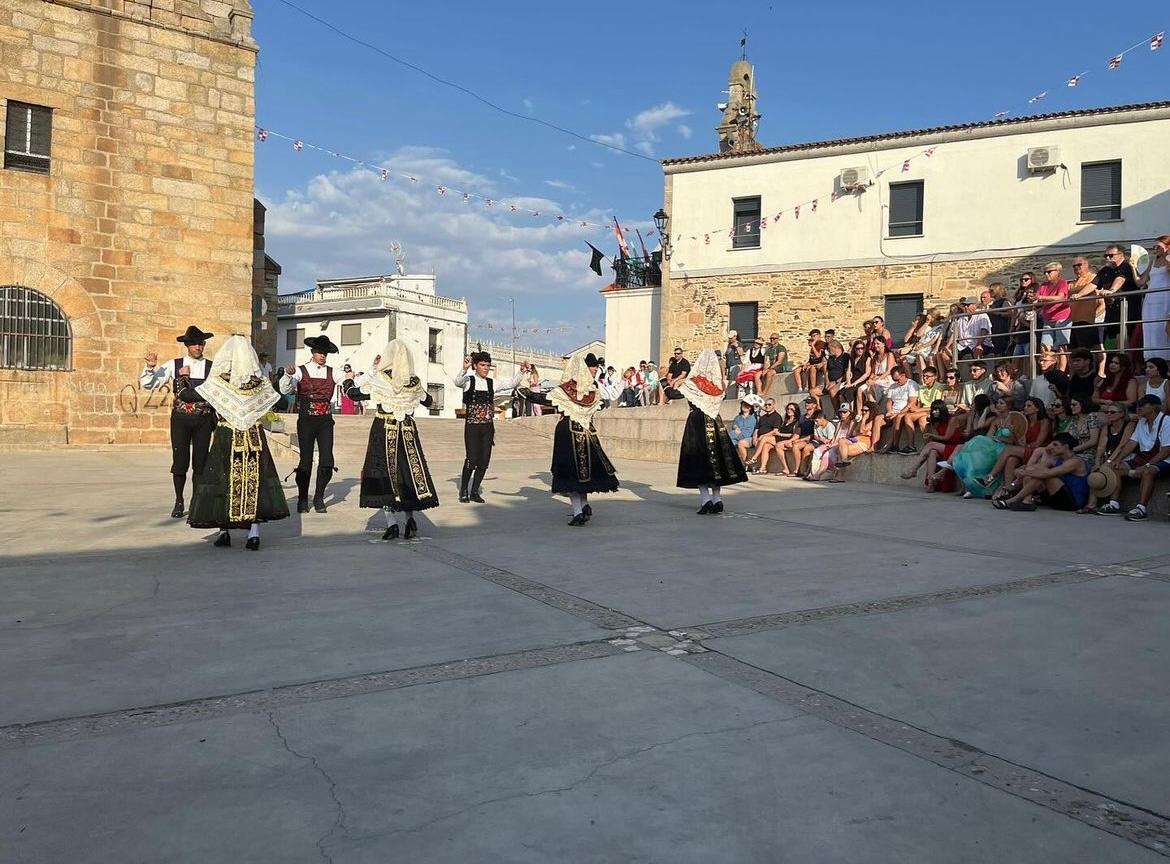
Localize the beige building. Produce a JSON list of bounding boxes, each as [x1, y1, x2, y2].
[[653, 95, 1170, 359], [1, 0, 259, 445]]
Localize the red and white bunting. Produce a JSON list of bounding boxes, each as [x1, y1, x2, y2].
[[437, 186, 447, 196], [1027, 91, 1047, 104], [794, 205, 800, 220], [811, 199, 818, 212], [292, 140, 304, 151], [1153, 32, 1164, 50], [380, 169, 388, 181], [257, 128, 268, 141], [1067, 75, 1081, 87], [901, 159, 910, 172], [1108, 54, 1122, 69]]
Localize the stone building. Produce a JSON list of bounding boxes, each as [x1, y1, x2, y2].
[[651, 83, 1170, 360], [0, 0, 258, 445]]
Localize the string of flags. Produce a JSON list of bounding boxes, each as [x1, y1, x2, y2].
[[256, 125, 628, 235], [468, 321, 602, 335], [999, 29, 1163, 117]]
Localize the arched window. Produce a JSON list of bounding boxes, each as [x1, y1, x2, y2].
[[0, 286, 72, 370]]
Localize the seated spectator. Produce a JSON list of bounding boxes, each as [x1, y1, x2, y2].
[[741, 336, 768, 396], [760, 333, 789, 396], [808, 406, 862, 481], [775, 398, 818, 476], [793, 329, 826, 393], [660, 348, 691, 402], [928, 394, 994, 490], [1143, 358, 1169, 411], [1064, 347, 1099, 407], [904, 366, 944, 433], [728, 397, 760, 464], [723, 332, 744, 399], [1028, 349, 1069, 404], [794, 409, 836, 479], [641, 361, 660, 405], [1079, 400, 1135, 514], [745, 399, 792, 474], [871, 365, 920, 454], [618, 366, 641, 407], [839, 339, 871, 415], [1100, 395, 1170, 521], [977, 397, 1052, 490], [871, 316, 894, 350], [817, 340, 850, 414], [860, 340, 895, 409], [939, 369, 962, 413], [957, 360, 993, 411], [947, 396, 1026, 498], [899, 307, 947, 374], [991, 361, 1026, 409], [900, 400, 956, 487], [1062, 395, 1100, 468], [1094, 353, 1138, 408], [994, 433, 1089, 512]]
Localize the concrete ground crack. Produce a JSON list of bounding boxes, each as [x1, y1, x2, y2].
[[375, 717, 791, 839], [266, 710, 347, 864]]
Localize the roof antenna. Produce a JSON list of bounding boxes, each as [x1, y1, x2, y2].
[[740, 30, 748, 60]]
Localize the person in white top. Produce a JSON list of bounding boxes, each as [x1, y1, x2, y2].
[[279, 334, 340, 513], [1143, 236, 1170, 362], [1104, 394, 1170, 521], [452, 352, 524, 502], [871, 365, 920, 454], [140, 324, 216, 518]]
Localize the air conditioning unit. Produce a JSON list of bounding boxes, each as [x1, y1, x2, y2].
[[838, 166, 869, 189], [1026, 146, 1060, 173]]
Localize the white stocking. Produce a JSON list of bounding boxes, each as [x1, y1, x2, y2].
[[383, 508, 396, 529], [568, 492, 584, 516], [711, 485, 722, 503], [699, 487, 712, 506], [247, 523, 260, 539]]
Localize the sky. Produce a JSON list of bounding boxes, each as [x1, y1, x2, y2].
[[252, 0, 1167, 352]]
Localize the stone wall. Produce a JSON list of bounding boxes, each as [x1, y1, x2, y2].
[[660, 249, 1107, 358], [0, 0, 257, 444]]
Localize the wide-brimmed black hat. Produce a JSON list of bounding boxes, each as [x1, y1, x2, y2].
[[304, 335, 339, 354], [176, 325, 213, 345], [584, 353, 600, 368]]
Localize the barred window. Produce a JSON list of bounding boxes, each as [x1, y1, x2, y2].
[[4, 102, 52, 175], [0, 286, 72, 370]]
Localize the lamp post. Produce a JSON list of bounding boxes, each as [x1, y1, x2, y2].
[[653, 208, 670, 260]]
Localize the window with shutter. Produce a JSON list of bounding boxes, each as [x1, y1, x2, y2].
[[732, 196, 761, 249], [728, 302, 759, 342], [1080, 161, 1121, 222], [4, 102, 52, 175], [340, 323, 362, 346], [286, 327, 305, 351], [888, 182, 924, 237], [884, 294, 924, 349]]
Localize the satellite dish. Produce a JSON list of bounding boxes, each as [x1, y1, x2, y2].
[[1131, 244, 1151, 276]]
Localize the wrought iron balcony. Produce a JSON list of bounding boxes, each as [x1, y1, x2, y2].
[[612, 257, 662, 289]]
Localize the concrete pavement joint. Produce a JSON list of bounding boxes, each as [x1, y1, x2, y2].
[[266, 710, 346, 864], [680, 568, 1107, 640], [0, 640, 629, 750], [682, 650, 1170, 856]]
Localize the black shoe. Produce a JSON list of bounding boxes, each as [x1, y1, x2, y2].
[[171, 500, 185, 519], [582, 504, 593, 519], [297, 498, 310, 514], [245, 537, 260, 551], [213, 531, 231, 548], [381, 524, 400, 541], [404, 517, 417, 540], [697, 501, 714, 515], [469, 492, 485, 503], [712, 501, 724, 514], [458, 490, 470, 503], [568, 513, 587, 526], [313, 496, 327, 514]]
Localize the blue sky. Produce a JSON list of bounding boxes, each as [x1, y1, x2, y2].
[[252, 0, 1167, 352]]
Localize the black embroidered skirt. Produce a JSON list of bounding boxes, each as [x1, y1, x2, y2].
[[676, 406, 749, 489], [189, 425, 291, 529], [549, 416, 620, 495], [359, 413, 439, 511]]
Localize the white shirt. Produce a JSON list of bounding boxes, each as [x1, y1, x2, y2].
[[140, 356, 210, 390], [454, 370, 523, 391], [886, 379, 920, 412], [1130, 414, 1170, 453], [956, 313, 991, 350], [279, 360, 333, 394]]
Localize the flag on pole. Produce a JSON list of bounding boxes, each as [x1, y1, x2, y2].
[[613, 218, 632, 259], [635, 228, 651, 261], [585, 243, 605, 276], [1108, 54, 1122, 69]]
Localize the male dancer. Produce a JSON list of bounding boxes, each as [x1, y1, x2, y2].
[[279, 334, 339, 513], [141, 325, 216, 518], [454, 351, 496, 503]]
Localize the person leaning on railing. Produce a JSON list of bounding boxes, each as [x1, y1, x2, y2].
[[1143, 236, 1170, 363]]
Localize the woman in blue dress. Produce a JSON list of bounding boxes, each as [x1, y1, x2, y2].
[[943, 396, 1026, 498]]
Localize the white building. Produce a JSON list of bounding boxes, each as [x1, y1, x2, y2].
[[276, 274, 468, 418]]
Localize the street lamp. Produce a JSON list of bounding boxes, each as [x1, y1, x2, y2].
[[653, 208, 670, 260]]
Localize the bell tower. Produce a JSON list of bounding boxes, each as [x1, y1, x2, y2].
[[716, 48, 762, 154]]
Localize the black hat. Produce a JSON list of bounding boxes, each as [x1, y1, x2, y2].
[[584, 353, 599, 368], [177, 325, 213, 345], [304, 335, 339, 354], [470, 351, 492, 365]]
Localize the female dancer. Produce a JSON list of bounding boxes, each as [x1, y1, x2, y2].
[[676, 349, 748, 513], [189, 335, 290, 550], [342, 340, 438, 540]]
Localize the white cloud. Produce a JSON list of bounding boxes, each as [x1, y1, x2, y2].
[[522, 97, 534, 115], [498, 168, 520, 183], [543, 179, 576, 191], [260, 152, 608, 352], [589, 132, 627, 149], [677, 124, 693, 139], [592, 101, 692, 157]]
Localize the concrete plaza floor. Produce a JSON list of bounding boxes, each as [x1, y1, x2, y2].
[[2, 416, 1169, 862]]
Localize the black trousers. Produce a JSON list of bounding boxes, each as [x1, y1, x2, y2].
[[296, 414, 335, 472], [170, 410, 214, 477], [461, 422, 494, 492]]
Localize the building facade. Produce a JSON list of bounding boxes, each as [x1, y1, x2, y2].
[[1, 0, 258, 445], [655, 101, 1170, 358], [276, 274, 468, 419]]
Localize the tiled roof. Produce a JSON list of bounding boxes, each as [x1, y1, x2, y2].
[[661, 101, 1170, 166]]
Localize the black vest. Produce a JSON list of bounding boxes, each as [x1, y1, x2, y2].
[[174, 357, 210, 388], [462, 376, 494, 406]]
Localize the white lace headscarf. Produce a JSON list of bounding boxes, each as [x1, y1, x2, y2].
[[366, 339, 424, 417], [677, 348, 726, 420], [196, 334, 277, 431], [548, 351, 603, 425]]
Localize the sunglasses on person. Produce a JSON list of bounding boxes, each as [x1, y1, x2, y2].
[[1044, 269, 1057, 274], [764, 402, 775, 408]]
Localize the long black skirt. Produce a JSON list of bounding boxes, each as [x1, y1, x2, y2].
[[676, 405, 749, 489], [189, 425, 291, 529], [550, 416, 620, 495], [359, 414, 439, 511]]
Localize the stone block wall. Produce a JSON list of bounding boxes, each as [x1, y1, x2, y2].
[[0, 0, 257, 444], [660, 249, 1106, 359]]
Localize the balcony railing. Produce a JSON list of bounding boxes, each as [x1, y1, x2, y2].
[[277, 282, 466, 312], [613, 257, 661, 289]]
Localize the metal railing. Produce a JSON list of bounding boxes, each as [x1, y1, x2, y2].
[[0, 285, 72, 371], [277, 283, 467, 312], [613, 257, 662, 289]]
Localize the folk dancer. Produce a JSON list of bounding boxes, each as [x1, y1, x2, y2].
[[519, 352, 620, 526], [453, 351, 522, 503], [140, 325, 216, 518], [188, 335, 290, 550], [676, 348, 749, 514], [279, 335, 339, 513], [342, 340, 439, 540]]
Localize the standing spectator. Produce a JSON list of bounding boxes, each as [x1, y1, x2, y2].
[[1096, 243, 1141, 348], [338, 363, 360, 415], [820, 340, 850, 415], [661, 348, 691, 402], [258, 351, 274, 381], [793, 329, 826, 393], [983, 284, 1013, 357], [995, 433, 1090, 512], [1143, 236, 1170, 362], [723, 331, 744, 400], [954, 297, 991, 365], [1010, 275, 1039, 373], [760, 333, 789, 396], [1037, 262, 1072, 369], [1100, 395, 1170, 521], [527, 363, 544, 415], [871, 365, 920, 453], [1067, 256, 1103, 357], [642, 361, 660, 405], [1094, 353, 1138, 407], [728, 398, 760, 465]]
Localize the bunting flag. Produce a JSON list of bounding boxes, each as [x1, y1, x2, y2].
[[923, 147, 936, 157], [902, 159, 911, 172], [292, 139, 303, 151], [1108, 54, 1122, 69], [1153, 32, 1164, 50], [257, 128, 268, 141], [462, 192, 470, 203], [437, 186, 447, 196], [1067, 75, 1081, 87], [794, 205, 800, 219], [810, 199, 818, 213], [380, 169, 388, 181], [1027, 91, 1047, 104]]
